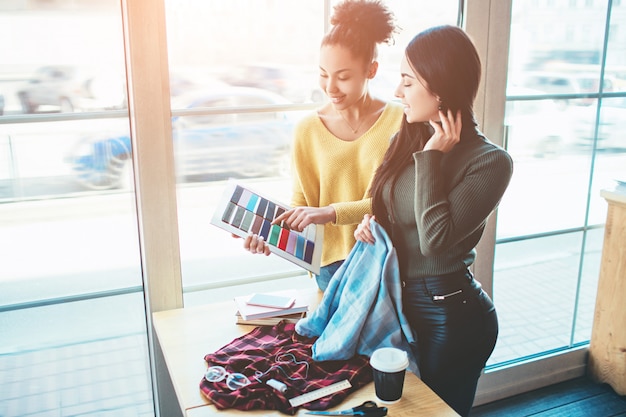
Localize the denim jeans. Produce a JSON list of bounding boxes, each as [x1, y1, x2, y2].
[[402, 270, 498, 417], [314, 260, 344, 292]]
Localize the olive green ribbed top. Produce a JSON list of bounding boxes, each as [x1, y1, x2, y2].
[[385, 131, 513, 279]]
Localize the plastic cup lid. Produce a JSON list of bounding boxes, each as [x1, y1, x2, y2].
[[370, 347, 409, 373]]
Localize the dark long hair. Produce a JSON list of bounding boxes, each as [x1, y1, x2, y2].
[[322, 0, 399, 63], [370, 25, 482, 230]]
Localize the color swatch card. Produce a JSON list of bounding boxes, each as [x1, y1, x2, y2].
[[211, 182, 324, 275]]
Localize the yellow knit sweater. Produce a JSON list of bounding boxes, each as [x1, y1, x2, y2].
[[290, 101, 403, 267]]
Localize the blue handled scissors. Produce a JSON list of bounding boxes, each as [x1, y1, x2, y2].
[[305, 400, 388, 416]]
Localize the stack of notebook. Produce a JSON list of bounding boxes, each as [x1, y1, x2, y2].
[[233, 290, 309, 326]]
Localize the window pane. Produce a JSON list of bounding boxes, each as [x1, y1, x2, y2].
[[498, 102, 594, 238], [492, 0, 625, 369], [0, 1, 153, 416], [1, 295, 153, 416], [491, 233, 583, 365]]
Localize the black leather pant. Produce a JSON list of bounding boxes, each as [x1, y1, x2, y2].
[[402, 270, 498, 417]]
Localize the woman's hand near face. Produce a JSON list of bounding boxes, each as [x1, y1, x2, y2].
[[354, 214, 376, 244], [272, 206, 336, 232], [425, 109, 462, 153]]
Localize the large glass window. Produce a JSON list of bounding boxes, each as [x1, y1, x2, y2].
[[5, 0, 624, 414], [0, 1, 153, 416], [491, 0, 626, 367]]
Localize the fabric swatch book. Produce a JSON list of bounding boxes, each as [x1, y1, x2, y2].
[[234, 290, 309, 321], [210, 181, 324, 274]]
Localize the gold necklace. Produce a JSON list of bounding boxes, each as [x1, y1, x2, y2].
[[337, 96, 371, 134]]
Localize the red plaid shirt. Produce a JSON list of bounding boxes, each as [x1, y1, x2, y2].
[[200, 321, 372, 414]]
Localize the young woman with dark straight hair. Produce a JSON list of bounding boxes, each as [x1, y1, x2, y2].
[[354, 25, 514, 416]]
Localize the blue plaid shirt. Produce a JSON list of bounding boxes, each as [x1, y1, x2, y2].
[[296, 219, 418, 374]]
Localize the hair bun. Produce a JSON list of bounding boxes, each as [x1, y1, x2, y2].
[[330, 0, 398, 45]]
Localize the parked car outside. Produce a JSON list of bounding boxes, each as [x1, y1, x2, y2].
[[219, 64, 320, 103], [16, 65, 126, 113], [67, 86, 299, 190], [168, 69, 228, 97], [504, 86, 573, 159], [520, 71, 615, 108], [568, 97, 626, 152]]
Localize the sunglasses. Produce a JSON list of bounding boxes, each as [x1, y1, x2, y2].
[[204, 366, 251, 390]]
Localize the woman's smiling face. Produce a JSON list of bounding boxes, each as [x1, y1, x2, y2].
[[319, 44, 371, 110], [395, 54, 440, 123]]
